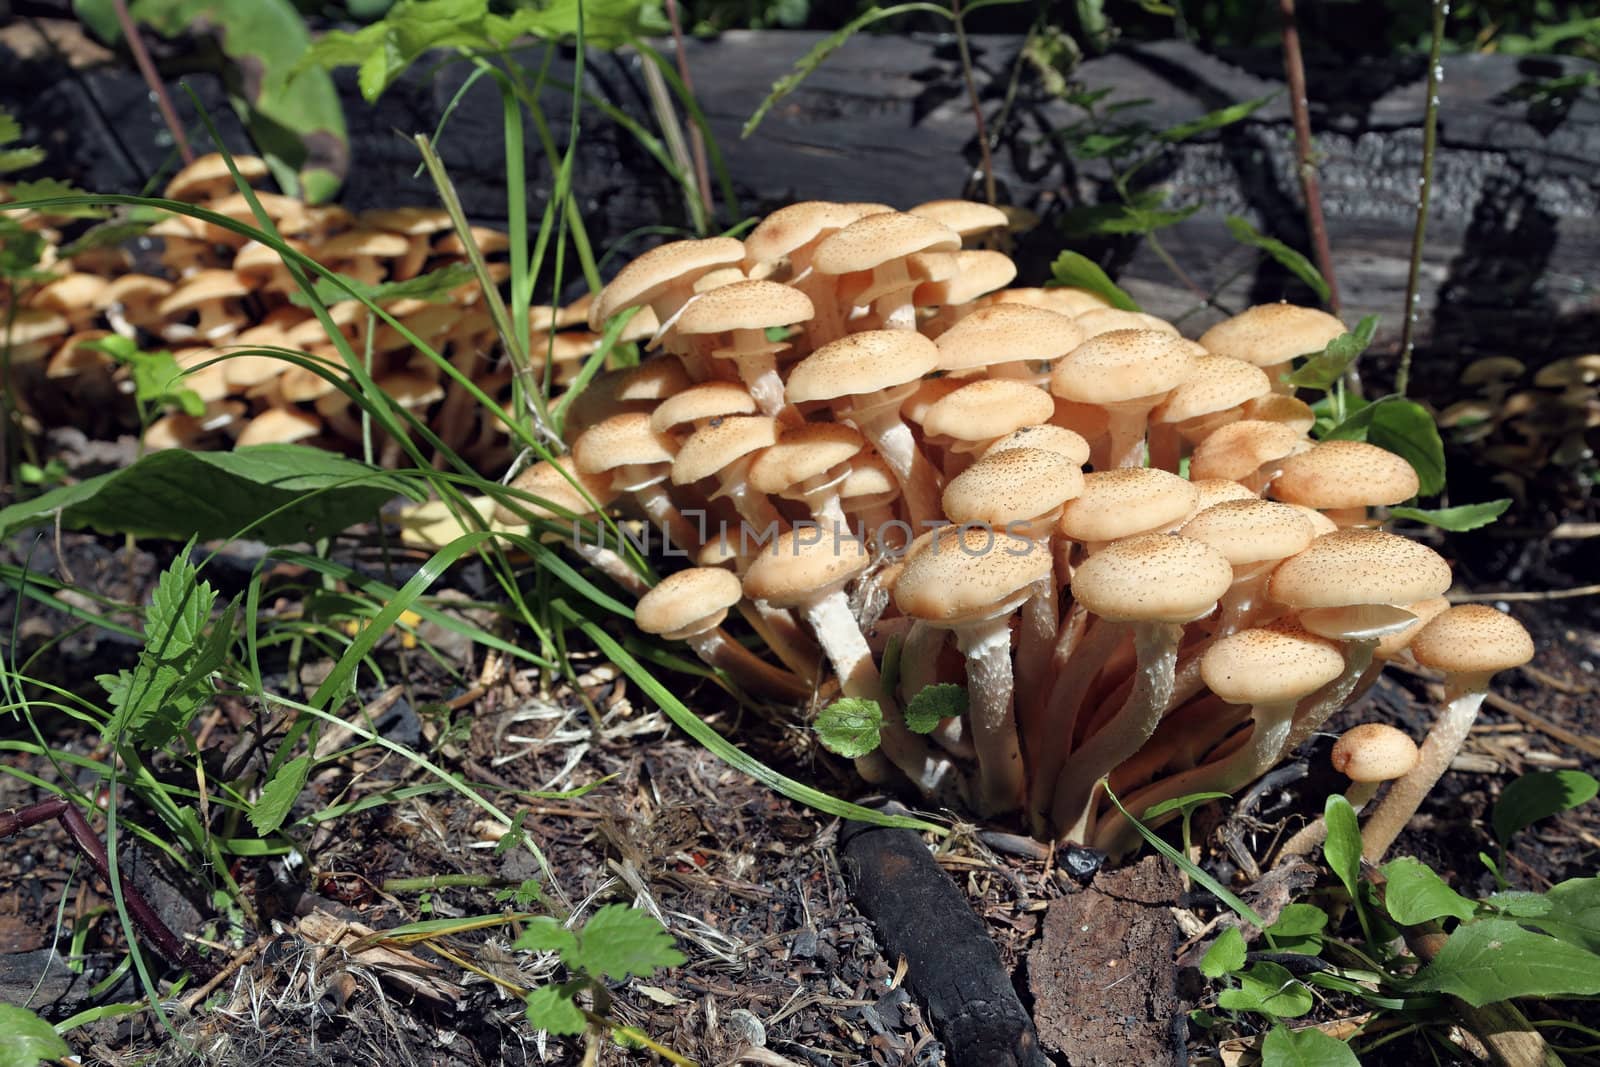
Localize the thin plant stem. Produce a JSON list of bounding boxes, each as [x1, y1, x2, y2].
[[639, 53, 706, 234], [950, 0, 998, 205], [1397, 0, 1448, 398], [1277, 0, 1340, 313], [109, 0, 193, 166], [662, 0, 714, 222]]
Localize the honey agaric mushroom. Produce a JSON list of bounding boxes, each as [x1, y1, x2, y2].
[[1073, 308, 1181, 340], [1147, 355, 1271, 470], [158, 269, 249, 343], [1270, 439, 1420, 527], [1241, 393, 1318, 435], [635, 567, 810, 701], [920, 378, 1056, 471], [1198, 302, 1347, 392], [749, 422, 865, 527], [983, 423, 1092, 466], [672, 279, 813, 421], [319, 229, 410, 287], [812, 211, 960, 331], [1048, 533, 1234, 841], [743, 201, 887, 349], [590, 236, 745, 341], [650, 381, 759, 436], [906, 199, 1008, 244], [1187, 419, 1308, 493], [2, 308, 69, 364], [236, 407, 321, 447], [1359, 606, 1534, 862], [573, 412, 701, 554], [163, 152, 268, 203], [672, 414, 782, 530], [990, 286, 1111, 317], [1180, 498, 1315, 634], [785, 330, 943, 528], [1276, 723, 1420, 859], [1056, 468, 1198, 553], [895, 524, 1051, 813], [98, 274, 174, 339], [915, 250, 1019, 337], [1051, 328, 1196, 468], [934, 303, 1084, 385], [359, 206, 454, 279], [29, 273, 107, 332]]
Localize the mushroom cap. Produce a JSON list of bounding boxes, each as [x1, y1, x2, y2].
[[377, 370, 445, 408], [1198, 302, 1347, 367], [573, 412, 677, 474], [907, 199, 1009, 236], [1241, 393, 1317, 435], [617, 357, 693, 403], [236, 407, 320, 447], [46, 330, 114, 378], [3, 308, 69, 348], [673, 279, 814, 335], [1073, 308, 1180, 339], [164, 152, 268, 200], [672, 415, 779, 484], [493, 460, 620, 524], [1269, 529, 1452, 609], [921, 379, 1055, 443], [1271, 440, 1420, 510], [98, 273, 174, 308], [1152, 356, 1271, 425], [436, 226, 510, 256], [744, 201, 889, 267], [358, 205, 455, 235], [1187, 420, 1308, 482], [749, 423, 865, 493], [30, 272, 108, 312], [635, 567, 744, 639], [839, 454, 899, 503], [812, 211, 960, 275], [1180, 498, 1315, 566], [1409, 605, 1534, 677], [743, 527, 872, 607], [990, 286, 1111, 317], [158, 269, 249, 314], [983, 423, 1091, 466], [913, 250, 1018, 306], [1200, 621, 1347, 705], [935, 303, 1085, 372], [1070, 533, 1234, 623], [1057, 468, 1198, 543], [942, 446, 1084, 526], [593, 237, 745, 326], [650, 382, 759, 434], [1191, 478, 1259, 513], [1331, 723, 1421, 782], [1374, 595, 1451, 659], [1051, 328, 1196, 405], [786, 330, 938, 404], [320, 229, 410, 259], [892, 525, 1053, 625]]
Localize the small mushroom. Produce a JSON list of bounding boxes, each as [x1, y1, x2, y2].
[[636, 567, 810, 701], [1276, 723, 1420, 860], [1198, 302, 1347, 393]]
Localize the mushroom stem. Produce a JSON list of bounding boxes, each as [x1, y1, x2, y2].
[[1013, 573, 1059, 720], [1278, 638, 1378, 760], [1026, 616, 1125, 836], [686, 629, 814, 701], [955, 617, 1026, 816], [901, 621, 973, 759], [1275, 781, 1381, 860], [1359, 684, 1485, 863], [855, 414, 944, 530], [1102, 404, 1156, 469]]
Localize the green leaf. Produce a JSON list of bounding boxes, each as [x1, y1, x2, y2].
[[569, 904, 686, 982], [1047, 250, 1140, 312], [250, 754, 310, 835], [1068, 203, 1199, 237], [1283, 315, 1379, 390], [1142, 790, 1230, 822], [1389, 499, 1511, 532], [1260, 1024, 1360, 1067], [0, 109, 22, 145], [1380, 857, 1476, 925], [1265, 903, 1329, 954], [903, 683, 967, 734], [514, 916, 579, 958], [1217, 961, 1314, 1018], [1367, 398, 1446, 496], [1160, 92, 1277, 142], [287, 261, 477, 308], [8, 178, 107, 219], [815, 697, 882, 758], [1201, 926, 1246, 978], [0, 1003, 71, 1067], [1104, 782, 1266, 927], [119, 347, 206, 416], [1528, 877, 1600, 953], [1322, 794, 1363, 904], [0, 146, 46, 174], [1224, 216, 1329, 304], [0, 445, 422, 544], [1492, 771, 1599, 845], [524, 979, 588, 1035], [57, 217, 157, 258], [1410, 918, 1600, 1005], [1485, 891, 1552, 918]]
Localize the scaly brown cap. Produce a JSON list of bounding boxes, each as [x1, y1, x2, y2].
[[1269, 529, 1452, 609], [893, 525, 1052, 625], [1198, 302, 1347, 367], [1070, 533, 1233, 623]]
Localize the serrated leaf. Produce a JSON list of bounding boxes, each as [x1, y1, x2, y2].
[[815, 697, 882, 758], [1389, 499, 1510, 531], [1526, 877, 1600, 953], [1159, 92, 1277, 142], [1322, 794, 1363, 903], [1224, 216, 1329, 304], [1380, 857, 1476, 924], [1048, 250, 1140, 312], [1493, 770, 1599, 845], [514, 916, 579, 958], [250, 754, 310, 835], [0, 1002, 72, 1067], [1260, 1024, 1360, 1067], [145, 549, 215, 656], [9, 178, 107, 218], [1410, 918, 1600, 1005], [1217, 961, 1314, 1018], [570, 904, 686, 982], [1201, 925, 1246, 978], [1367, 398, 1446, 496], [1284, 315, 1379, 390], [903, 683, 967, 733], [524, 979, 588, 1035], [0, 146, 46, 174]]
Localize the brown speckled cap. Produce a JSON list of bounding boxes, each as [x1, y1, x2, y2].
[[636, 567, 745, 640], [672, 415, 778, 484], [593, 237, 745, 326], [893, 525, 1053, 625], [786, 330, 938, 404], [935, 303, 1085, 373], [812, 211, 960, 275], [1198, 302, 1347, 366], [1331, 723, 1420, 782], [1057, 468, 1197, 543], [1070, 533, 1233, 624], [1152, 356, 1271, 425], [922, 380, 1055, 444], [1051, 328, 1195, 406], [1271, 440, 1420, 510], [1201, 621, 1346, 705], [1269, 529, 1451, 609], [1409, 605, 1534, 678], [743, 527, 872, 607], [1181, 498, 1315, 566], [942, 446, 1084, 526]]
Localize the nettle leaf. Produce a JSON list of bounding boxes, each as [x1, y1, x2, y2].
[[514, 916, 580, 958], [570, 904, 686, 982], [1526, 877, 1600, 953], [1091, 204, 1199, 236], [0, 1002, 71, 1067], [1217, 961, 1314, 1018], [250, 753, 310, 835], [524, 979, 588, 1035], [903, 683, 967, 733], [1283, 315, 1379, 391], [1322, 794, 1363, 905], [1492, 770, 1599, 845], [1224, 216, 1329, 304], [1380, 857, 1476, 925], [144, 548, 216, 656], [1260, 1024, 1360, 1067], [815, 697, 882, 758], [1410, 918, 1600, 1005], [1367, 398, 1446, 496], [1159, 92, 1277, 143], [1201, 925, 1246, 978], [1389, 499, 1511, 532], [1048, 250, 1140, 312], [1265, 903, 1329, 954], [57, 216, 157, 258]]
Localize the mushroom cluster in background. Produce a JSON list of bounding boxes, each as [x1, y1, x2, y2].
[[503, 199, 1534, 850], [2, 153, 628, 464]]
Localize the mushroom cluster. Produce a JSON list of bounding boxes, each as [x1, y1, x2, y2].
[[2, 153, 618, 463], [504, 198, 1532, 848]]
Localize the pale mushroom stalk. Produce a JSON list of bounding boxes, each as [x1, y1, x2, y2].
[[684, 628, 813, 701], [954, 616, 1027, 816], [1100, 397, 1166, 469], [1013, 574, 1059, 720], [861, 416, 944, 529], [900, 621, 973, 758], [1026, 615, 1125, 835]]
